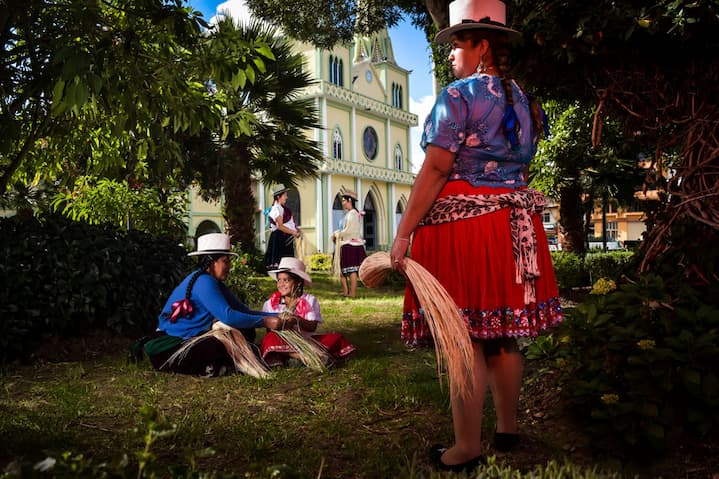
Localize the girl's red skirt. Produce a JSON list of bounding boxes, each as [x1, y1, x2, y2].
[[402, 181, 563, 347], [261, 331, 356, 366]]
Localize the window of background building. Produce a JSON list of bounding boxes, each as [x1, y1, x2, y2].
[[542, 212, 551, 223], [329, 55, 343, 86], [606, 221, 618, 240], [362, 126, 378, 161], [391, 83, 403, 109], [394, 202, 403, 236], [394, 144, 403, 171], [331, 193, 344, 236], [332, 128, 343, 160], [363, 194, 376, 250], [286, 190, 301, 227]]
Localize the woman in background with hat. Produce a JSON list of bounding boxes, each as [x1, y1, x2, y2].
[[264, 187, 301, 271], [260, 257, 356, 367], [389, 0, 562, 471], [332, 190, 367, 297], [145, 233, 283, 376]]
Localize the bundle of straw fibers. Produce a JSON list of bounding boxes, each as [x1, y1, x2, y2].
[[274, 329, 330, 372], [163, 322, 271, 379], [359, 251, 474, 397]]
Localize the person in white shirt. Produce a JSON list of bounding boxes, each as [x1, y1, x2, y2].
[[264, 187, 301, 270]]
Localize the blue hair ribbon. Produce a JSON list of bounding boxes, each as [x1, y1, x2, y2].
[[502, 104, 520, 149]]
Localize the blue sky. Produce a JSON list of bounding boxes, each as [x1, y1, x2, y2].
[[185, 0, 435, 170]]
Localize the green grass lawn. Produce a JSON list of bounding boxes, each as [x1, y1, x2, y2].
[[0, 273, 629, 478]]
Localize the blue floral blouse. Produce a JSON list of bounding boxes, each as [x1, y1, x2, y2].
[[421, 73, 538, 188]]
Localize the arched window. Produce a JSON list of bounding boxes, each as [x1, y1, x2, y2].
[[362, 194, 376, 251], [286, 190, 301, 227], [394, 144, 403, 171], [195, 220, 221, 243], [394, 201, 404, 236], [331, 193, 345, 237], [391, 83, 403, 109], [332, 128, 343, 160], [329, 55, 343, 86]]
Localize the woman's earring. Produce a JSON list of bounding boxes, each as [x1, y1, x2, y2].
[[477, 55, 486, 74]]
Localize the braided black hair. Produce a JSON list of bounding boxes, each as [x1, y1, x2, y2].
[[457, 30, 547, 144], [185, 254, 223, 300]]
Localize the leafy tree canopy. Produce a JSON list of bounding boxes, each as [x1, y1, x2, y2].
[[1, 0, 273, 194]]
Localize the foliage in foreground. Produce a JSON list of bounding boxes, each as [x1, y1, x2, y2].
[[554, 273, 719, 458], [0, 405, 624, 479], [0, 215, 190, 363]]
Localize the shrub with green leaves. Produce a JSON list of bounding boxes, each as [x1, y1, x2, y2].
[[224, 245, 273, 308], [550, 251, 586, 289], [0, 214, 190, 363], [556, 272, 719, 457], [584, 250, 635, 283], [304, 253, 332, 272]]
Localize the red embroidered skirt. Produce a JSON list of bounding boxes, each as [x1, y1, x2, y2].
[[260, 331, 357, 366], [401, 181, 563, 347]]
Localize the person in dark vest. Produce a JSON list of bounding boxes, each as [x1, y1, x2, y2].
[[264, 187, 301, 271]]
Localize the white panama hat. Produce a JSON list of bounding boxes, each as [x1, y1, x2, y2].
[[267, 257, 312, 285], [188, 233, 239, 257], [435, 0, 521, 44]]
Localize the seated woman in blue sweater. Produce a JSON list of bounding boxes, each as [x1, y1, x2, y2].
[[146, 233, 282, 377]]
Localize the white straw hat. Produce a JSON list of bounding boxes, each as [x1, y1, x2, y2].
[[435, 0, 521, 43], [267, 257, 312, 285], [188, 233, 239, 257]]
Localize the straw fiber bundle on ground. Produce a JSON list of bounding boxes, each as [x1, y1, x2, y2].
[[163, 322, 271, 379], [274, 329, 330, 372], [358, 252, 474, 397]]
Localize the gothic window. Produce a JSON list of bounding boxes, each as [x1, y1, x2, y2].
[[363, 194, 376, 250], [286, 190, 301, 226], [394, 144, 403, 171], [332, 128, 343, 160], [391, 83, 403, 109], [394, 201, 404, 236], [329, 55, 344, 86]]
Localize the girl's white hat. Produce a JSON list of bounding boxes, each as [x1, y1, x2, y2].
[[435, 0, 520, 43], [267, 257, 312, 285], [188, 233, 239, 257]]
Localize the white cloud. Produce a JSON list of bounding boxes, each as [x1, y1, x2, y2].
[[209, 0, 258, 26], [408, 94, 435, 173]]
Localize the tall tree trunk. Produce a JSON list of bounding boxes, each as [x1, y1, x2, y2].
[[559, 181, 587, 255], [223, 146, 258, 253]]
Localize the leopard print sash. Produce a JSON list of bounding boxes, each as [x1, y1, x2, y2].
[[420, 189, 547, 304]]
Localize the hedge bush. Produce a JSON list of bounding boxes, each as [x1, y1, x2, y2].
[[550, 251, 586, 289], [551, 250, 637, 290], [0, 214, 190, 363], [584, 250, 635, 283], [304, 253, 333, 272]]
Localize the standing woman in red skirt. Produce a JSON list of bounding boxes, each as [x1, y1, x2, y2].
[[389, 0, 563, 472]]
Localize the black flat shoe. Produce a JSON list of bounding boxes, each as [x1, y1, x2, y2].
[[493, 432, 520, 452], [429, 444, 486, 473]]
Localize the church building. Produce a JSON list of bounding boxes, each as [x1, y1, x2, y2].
[[188, 29, 419, 256]]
